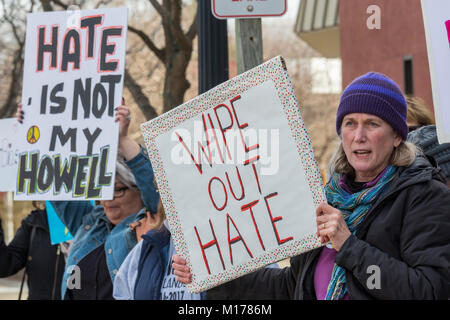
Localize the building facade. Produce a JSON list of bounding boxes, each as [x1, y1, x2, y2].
[[296, 0, 434, 111]]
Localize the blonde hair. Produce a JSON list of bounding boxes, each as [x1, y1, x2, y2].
[[149, 201, 166, 230], [406, 96, 435, 126], [329, 141, 417, 175]]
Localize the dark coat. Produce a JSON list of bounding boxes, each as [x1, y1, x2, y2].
[[0, 209, 66, 300], [133, 226, 171, 300], [207, 155, 450, 300]]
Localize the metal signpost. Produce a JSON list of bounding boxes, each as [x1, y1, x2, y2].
[[211, 0, 287, 74], [211, 0, 287, 19]]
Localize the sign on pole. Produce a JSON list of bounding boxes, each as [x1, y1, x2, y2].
[[0, 119, 20, 192], [141, 56, 324, 292], [15, 7, 128, 200], [421, 0, 450, 143], [211, 0, 287, 19]]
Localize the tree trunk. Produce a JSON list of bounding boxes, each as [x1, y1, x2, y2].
[[162, 48, 192, 113]]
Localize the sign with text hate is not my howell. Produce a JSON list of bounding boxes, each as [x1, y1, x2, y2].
[[141, 56, 324, 293], [15, 8, 128, 201]]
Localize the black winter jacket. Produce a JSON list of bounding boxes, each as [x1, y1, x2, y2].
[[207, 155, 450, 300], [0, 209, 66, 300]]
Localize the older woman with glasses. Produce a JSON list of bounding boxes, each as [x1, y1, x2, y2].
[[16, 103, 159, 300]]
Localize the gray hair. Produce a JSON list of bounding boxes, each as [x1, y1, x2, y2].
[[115, 158, 139, 193]]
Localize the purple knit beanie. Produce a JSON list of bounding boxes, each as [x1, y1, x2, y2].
[[336, 72, 408, 140]]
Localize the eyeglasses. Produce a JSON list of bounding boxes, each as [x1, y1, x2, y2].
[[113, 186, 129, 198]]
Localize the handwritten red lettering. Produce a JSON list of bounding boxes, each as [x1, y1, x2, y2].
[[194, 220, 226, 275], [226, 213, 253, 265]]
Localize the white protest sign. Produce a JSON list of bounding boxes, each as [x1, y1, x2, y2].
[[421, 0, 450, 143], [211, 0, 287, 19], [0, 119, 20, 192], [141, 56, 324, 292], [15, 7, 128, 200]]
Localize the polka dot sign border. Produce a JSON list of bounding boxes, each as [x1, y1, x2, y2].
[[141, 56, 324, 293]]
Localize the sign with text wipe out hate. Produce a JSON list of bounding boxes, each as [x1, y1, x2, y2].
[[141, 56, 324, 293], [15, 7, 128, 200], [211, 0, 287, 19], [422, 0, 450, 143]]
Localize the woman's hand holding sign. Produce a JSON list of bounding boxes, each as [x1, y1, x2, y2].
[[115, 99, 140, 161], [172, 255, 192, 284], [17, 103, 24, 123], [315, 202, 351, 252]]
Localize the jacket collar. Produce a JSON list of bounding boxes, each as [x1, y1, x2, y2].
[[23, 209, 50, 232], [391, 154, 446, 192], [98, 207, 147, 229], [141, 223, 171, 249], [356, 154, 444, 240]]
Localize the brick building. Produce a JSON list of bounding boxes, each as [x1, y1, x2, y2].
[[295, 0, 434, 111]]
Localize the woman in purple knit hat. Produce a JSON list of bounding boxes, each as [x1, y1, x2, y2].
[[172, 72, 450, 300]]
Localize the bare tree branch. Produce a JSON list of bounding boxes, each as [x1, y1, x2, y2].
[[128, 25, 166, 62], [40, 0, 53, 11], [2, 12, 22, 44], [94, 0, 114, 9], [0, 42, 24, 118], [148, 0, 168, 20], [186, 8, 198, 42], [50, 0, 68, 10], [149, 0, 193, 52], [0, 0, 28, 118], [124, 69, 158, 121]]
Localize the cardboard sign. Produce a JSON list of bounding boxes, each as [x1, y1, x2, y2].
[[211, 0, 287, 19], [0, 119, 20, 192], [421, 0, 450, 143], [15, 7, 128, 200], [141, 56, 324, 292]]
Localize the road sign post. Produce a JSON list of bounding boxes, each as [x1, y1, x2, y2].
[[235, 18, 263, 74], [211, 0, 287, 74]]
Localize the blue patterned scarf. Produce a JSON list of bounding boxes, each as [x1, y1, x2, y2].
[[324, 165, 398, 300]]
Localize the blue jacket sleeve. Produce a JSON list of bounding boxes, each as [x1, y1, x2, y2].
[[125, 146, 159, 213]]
